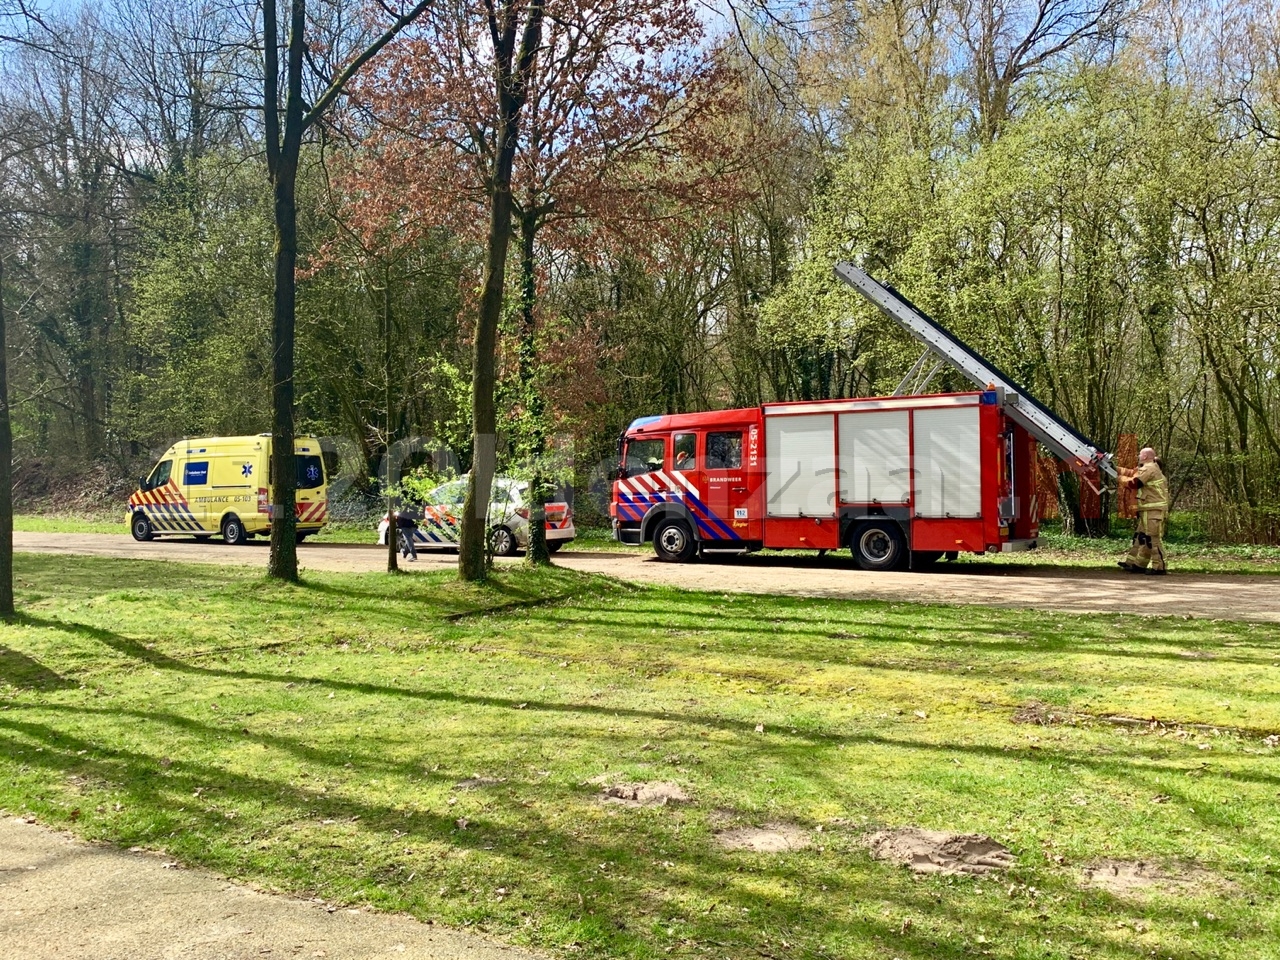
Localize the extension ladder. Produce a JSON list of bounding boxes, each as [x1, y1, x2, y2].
[[834, 261, 1116, 478]]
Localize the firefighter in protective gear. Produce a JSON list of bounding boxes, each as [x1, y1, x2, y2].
[[1119, 447, 1168, 575]]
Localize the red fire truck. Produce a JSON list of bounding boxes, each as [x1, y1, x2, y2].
[[610, 264, 1114, 568]]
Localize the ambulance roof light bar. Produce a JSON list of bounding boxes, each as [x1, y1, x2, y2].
[[834, 261, 1116, 479]]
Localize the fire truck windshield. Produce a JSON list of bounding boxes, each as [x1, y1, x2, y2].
[[624, 438, 665, 477]]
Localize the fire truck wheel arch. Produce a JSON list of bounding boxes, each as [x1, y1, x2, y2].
[[641, 502, 701, 544]]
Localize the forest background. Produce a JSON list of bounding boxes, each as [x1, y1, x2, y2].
[[2, 0, 1278, 544]]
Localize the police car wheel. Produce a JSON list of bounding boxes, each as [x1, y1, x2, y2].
[[546, 540, 563, 554], [653, 519, 696, 563], [489, 526, 517, 557], [221, 515, 247, 545], [130, 513, 154, 542], [852, 521, 905, 571]]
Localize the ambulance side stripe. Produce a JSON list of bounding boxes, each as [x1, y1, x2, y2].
[[157, 502, 194, 531]]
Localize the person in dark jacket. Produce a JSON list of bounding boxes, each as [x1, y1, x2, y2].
[[395, 511, 419, 561]]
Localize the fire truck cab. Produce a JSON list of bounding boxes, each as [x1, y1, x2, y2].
[[611, 390, 1040, 569]]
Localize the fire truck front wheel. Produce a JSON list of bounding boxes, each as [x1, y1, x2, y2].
[[652, 518, 697, 563], [851, 521, 906, 571]]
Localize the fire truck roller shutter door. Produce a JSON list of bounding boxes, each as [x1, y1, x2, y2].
[[838, 410, 911, 504], [914, 406, 981, 518], [765, 414, 837, 518]]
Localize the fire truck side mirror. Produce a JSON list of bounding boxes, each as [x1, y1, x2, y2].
[[608, 466, 624, 483]]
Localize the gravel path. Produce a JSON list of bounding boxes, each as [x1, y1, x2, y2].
[[0, 816, 542, 960], [15, 532, 1279, 622]]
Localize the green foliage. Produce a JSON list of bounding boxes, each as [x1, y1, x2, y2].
[[767, 62, 1280, 539], [112, 155, 274, 447]]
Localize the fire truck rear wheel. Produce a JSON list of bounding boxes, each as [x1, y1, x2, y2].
[[653, 518, 697, 563], [851, 521, 905, 571], [130, 513, 154, 542], [221, 514, 248, 545]]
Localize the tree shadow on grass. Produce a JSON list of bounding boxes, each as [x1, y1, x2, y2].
[[0, 645, 76, 691], [16, 612, 1280, 793], [0, 710, 1233, 960], [536, 603, 1280, 664]]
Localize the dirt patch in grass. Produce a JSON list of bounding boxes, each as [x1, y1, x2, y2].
[[865, 828, 1015, 875], [715, 823, 811, 852], [1012, 701, 1078, 726], [600, 781, 691, 807], [1080, 859, 1232, 898]]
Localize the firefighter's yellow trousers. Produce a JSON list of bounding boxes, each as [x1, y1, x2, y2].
[[1125, 510, 1166, 572]]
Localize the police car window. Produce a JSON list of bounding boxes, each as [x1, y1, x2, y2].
[[296, 455, 325, 490], [624, 438, 664, 476], [148, 460, 173, 489], [426, 480, 467, 505], [705, 432, 743, 470], [673, 433, 697, 470]]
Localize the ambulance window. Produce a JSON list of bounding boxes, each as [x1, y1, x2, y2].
[[705, 432, 743, 470], [296, 455, 325, 490], [673, 433, 697, 471], [183, 461, 209, 486], [624, 438, 664, 477], [147, 460, 172, 490]]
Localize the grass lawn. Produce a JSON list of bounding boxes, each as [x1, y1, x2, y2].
[[14, 515, 128, 535], [2, 557, 1278, 959]]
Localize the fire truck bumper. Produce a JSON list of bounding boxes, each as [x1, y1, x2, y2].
[[613, 519, 644, 545]]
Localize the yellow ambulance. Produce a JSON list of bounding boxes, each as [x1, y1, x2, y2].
[[127, 435, 328, 544]]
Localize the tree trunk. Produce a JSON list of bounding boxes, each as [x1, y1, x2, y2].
[[0, 252, 13, 618], [520, 208, 549, 567], [264, 0, 305, 583], [458, 0, 546, 582], [384, 272, 399, 573], [268, 158, 300, 581], [458, 182, 507, 580]]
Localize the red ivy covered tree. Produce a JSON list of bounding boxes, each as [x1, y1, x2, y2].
[[341, 0, 738, 577]]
